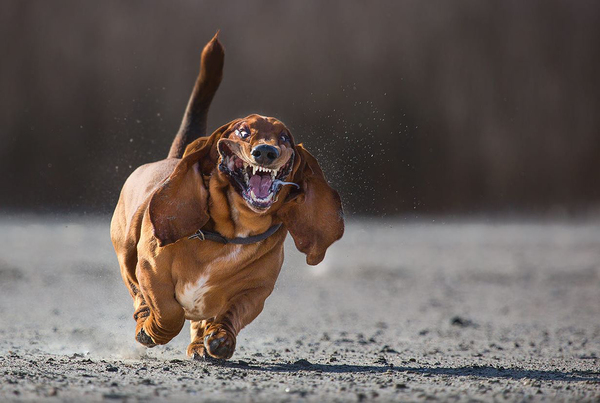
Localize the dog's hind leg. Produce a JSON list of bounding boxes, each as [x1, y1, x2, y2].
[[117, 250, 157, 347], [114, 242, 156, 347]]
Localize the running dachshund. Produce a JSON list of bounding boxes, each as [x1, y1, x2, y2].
[[111, 33, 344, 360]]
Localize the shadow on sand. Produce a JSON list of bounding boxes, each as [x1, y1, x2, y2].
[[213, 360, 600, 383]]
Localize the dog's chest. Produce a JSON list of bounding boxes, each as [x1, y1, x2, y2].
[[175, 244, 249, 320], [176, 274, 211, 320]]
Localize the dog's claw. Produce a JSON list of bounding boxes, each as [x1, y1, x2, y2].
[[187, 342, 207, 360], [190, 341, 225, 363], [136, 328, 157, 348]]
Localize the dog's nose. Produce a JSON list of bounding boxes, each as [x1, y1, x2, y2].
[[251, 145, 280, 165]]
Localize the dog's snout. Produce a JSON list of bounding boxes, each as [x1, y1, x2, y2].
[[251, 145, 280, 164]]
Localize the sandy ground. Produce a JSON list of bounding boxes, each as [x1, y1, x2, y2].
[[0, 216, 599, 402]]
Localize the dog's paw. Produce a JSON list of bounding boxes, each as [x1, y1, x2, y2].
[[136, 328, 157, 348], [203, 326, 236, 360], [187, 342, 207, 360], [187, 343, 224, 363]]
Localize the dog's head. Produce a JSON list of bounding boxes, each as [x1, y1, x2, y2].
[[150, 114, 344, 265], [216, 115, 296, 212]]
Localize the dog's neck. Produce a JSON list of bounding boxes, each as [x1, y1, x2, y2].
[[207, 172, 274, 239]]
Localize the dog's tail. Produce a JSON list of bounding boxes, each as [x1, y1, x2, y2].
[[168, 32, 224, 159]]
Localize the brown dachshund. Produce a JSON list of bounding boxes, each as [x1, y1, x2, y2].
[[110, 33, 344, 360]]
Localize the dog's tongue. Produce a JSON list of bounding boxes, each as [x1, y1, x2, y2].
[[249, 174, 272, 198]]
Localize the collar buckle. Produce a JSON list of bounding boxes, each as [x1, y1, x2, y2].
[[188, 229, 206, 241]]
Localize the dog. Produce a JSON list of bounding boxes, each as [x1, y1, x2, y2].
[[110, 33, 344, 360]]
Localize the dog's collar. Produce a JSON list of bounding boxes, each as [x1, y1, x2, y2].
[[188, 223, 282, 245]]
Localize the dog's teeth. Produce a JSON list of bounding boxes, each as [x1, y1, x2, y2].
[[252, 165, 258, 175], [250, 190, 257, 200], [271, 170, 277, 180]]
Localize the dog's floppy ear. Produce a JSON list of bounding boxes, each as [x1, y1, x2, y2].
[[149, 121, 240, 247], [278, 145, 344, 265], [149, 145, 212, 247]]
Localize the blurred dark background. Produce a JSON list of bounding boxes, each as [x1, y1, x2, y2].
[[1, 1, 599, 217]]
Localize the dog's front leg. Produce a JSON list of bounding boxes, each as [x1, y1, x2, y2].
[[135, 258, 185, 346], [188, 287, 272, 360]]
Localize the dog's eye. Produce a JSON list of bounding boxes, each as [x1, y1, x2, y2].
[[235, 128, 250, 139], [280, 133, 289, 143]]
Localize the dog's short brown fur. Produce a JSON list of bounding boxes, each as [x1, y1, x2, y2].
[[110, 34, 344, 360]]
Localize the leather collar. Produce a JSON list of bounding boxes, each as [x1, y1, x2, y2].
[[188, 223, 282, 245]]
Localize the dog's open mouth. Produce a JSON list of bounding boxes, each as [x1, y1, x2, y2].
[[218, 142, 294, 210]]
